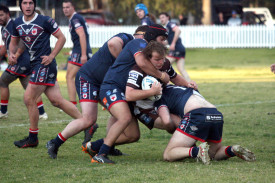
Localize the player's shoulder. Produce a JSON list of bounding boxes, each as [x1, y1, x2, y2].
[[13, 16, 23, 25], [131, 64, 144, 73], [130, 38, 147, 48]]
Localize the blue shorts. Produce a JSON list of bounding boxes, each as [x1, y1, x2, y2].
[[168, 50, 186, 59], [177, 108, 223, 143], [75, 72, 99, 103], [29, 62, 57, 86], [5, 64, 31, 78], [68, 52, 92, 67], [99, 87, 127, 110]]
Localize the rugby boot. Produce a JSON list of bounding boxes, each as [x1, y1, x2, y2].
[[46, 140, 59, 159], [91, 154, 115, 164], [197, 142, 210, 165], [0, 111, 8, 119], [83, 123, 99, 144], [81, 142, 98, 158], [39, 112, 48, 120], [14, 137, 38, 148], [232, 145, 256, 162], [109, 147, 127, 156]]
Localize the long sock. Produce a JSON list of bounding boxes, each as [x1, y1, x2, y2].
[[225, 146, 236, 157], [37, 101, 45, 115], [29, 128, 39, 141], [98, 143, 111, 156], [189, 146, 199, 158], [91, 138, 104, 152], [53, 133, 67, 148], [0, 100, 8, 114]]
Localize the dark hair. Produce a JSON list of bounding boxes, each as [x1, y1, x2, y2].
[[159, 12, 171, 20], [147, 13, 156, 23], [142, 41, 167, 60], [134, 25, 149, 34], [19, 0, 36, 11], [63, 0, 74, 6], [0, 4, 10, 15]]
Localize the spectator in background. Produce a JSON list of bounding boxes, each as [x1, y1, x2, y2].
[[215, 12, 226, 25], [178, 14, 187, 25], [159, 12, 191, 81], [135, 3, 155, 26], [271, 64, 275, 74], [227, 10, 241, 26]]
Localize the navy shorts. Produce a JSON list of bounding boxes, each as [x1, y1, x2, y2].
[[68, 52, 92, 67], [29, 62, 57, 86], [5, 64, 31, 78], [177, 108, 223, 143], [133, 107, 158, 130], [75, 72, 99, 103], [100, 87, 127, 110], [168, 50, 186, 59]]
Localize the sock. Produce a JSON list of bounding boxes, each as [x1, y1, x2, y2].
[[91, 138, 104, 152], [71, 101, 77, 106], [189, 146, 199, 158], [53, 133, 67, 148], [0, 100, 8, 114], [29, 128, 39, 141], [37, 101, 45, 115], [225, 146, 236, 157], [98, 143, 111, 156]]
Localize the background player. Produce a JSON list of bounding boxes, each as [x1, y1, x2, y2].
[[135, 3, 155, 26], [63, 0, 92, 106], [0, 4, 47, 120], [159, 12, 191, 81], [9, 0, 81, 148], [271, 63, 275, 74]]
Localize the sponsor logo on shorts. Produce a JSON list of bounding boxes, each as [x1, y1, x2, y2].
[[83, 93, 87, 99], [180, 124, 185, 129], [93, 91, 97, 96], [49, 73, 55, 78], [102, 97, 107, 105], [39, 77, 44, 82], [205, 115, 223, 122], [113, 89, 117, 93], [190, 125, 198, 131], [110, 94, 117, 101], [106, 90, 111, 96]]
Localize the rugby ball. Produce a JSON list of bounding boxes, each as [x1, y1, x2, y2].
[[141, 75, 162, 101]]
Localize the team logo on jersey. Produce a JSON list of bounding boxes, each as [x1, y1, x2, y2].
[[32, 28, 37, 35], [110, 94, 117, 101], [3, 32, 7, 38], [26, 29, 30, 34], [19, 29, 23, 36], [25, 36, 31, 42], [53, 22, 58, 29]]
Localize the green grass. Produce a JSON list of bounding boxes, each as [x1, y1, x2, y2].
[[0, 48, 275, 183]]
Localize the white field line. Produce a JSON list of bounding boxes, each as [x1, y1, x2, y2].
[[0, 100, 274, 129]]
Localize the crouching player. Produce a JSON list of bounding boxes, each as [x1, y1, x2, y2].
[[154, 85, 256, 164]]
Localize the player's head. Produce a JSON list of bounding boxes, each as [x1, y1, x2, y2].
[[0, 5, 10, 26], [134, 25, 150, 38], [135, 3, 148, 19], [144, 24, 168, 44], [63, 0, 75, 18], [142, 41, 167, 69], [159, 12, 170, 25], [19, 0, 36, 16]]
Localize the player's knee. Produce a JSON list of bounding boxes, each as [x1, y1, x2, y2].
[[82, 116, 97, 129], [50, 99, 62, 108]]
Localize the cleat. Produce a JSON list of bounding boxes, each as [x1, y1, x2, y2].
[[39, 113, 48, 120], [83, 123, 99, 144], [46, 140, 59, 159], [91, 154, 115, 164], [81, 142, 98, 158], [14, 136, 38, 148], [197, 142, 210, 165], [0, 111, 8, 119], [109, 148, 127, 156], [232, 145, 256, 162]]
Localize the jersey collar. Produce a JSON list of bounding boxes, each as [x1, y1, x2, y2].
[[69, 12, 77, 22], [4, 19, 12, 28], [22, 12, 38, 24]]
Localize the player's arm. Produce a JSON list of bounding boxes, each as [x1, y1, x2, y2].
[[170, 26, 181, 51], [0, 45, 7, 57], [15, 39, 26, 59], [135, 52, 170, 84], [41, 29, 66, 65], [108, 36, 124, 58], [125, 82, 162, 102], [170, 75, 198, 90], [75, 27, 87, 64], [8, 36, 20, 65]]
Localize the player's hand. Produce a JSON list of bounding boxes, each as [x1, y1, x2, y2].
[[80, 55, 87, 65], [271, 64, 275, 74], [41, 55, 54, 66], [8, 53, 17, 65], [169, 43, 175, 51], [187, 81, 198, 90], [150, 81, 162, 95], [160, 72, 170, 84]]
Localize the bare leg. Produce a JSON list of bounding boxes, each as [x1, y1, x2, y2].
[[66, 63, 80, 103], [176, 58, 190, 81]]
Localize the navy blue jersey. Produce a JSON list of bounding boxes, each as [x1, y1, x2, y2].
[[1, 19, 30, 67], [101, 38, 147, 91], [11, 13, 59, 63], [165, 21, 185, 51], [69, 13, 91, 54], [141, 16, 154, 26], [154, 85, 198, 118], [79, 33, 133, 85]]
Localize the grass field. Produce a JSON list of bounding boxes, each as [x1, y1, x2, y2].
[[0, 48, 275, 183]]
